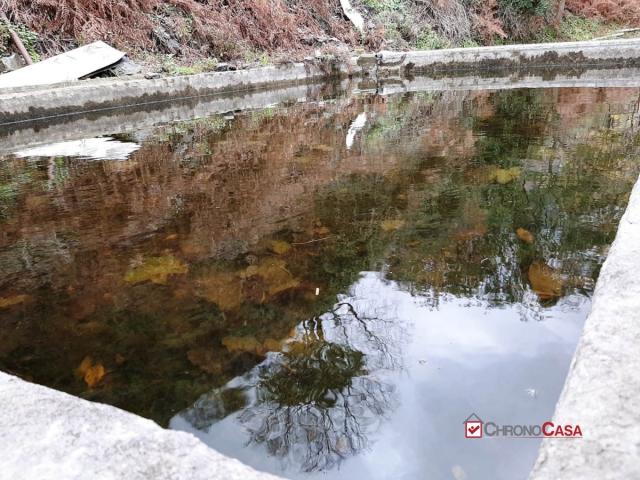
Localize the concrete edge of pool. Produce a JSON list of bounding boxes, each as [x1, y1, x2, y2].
[[528, 175, 640, 480], [0, 370, 285, 480], [2, 38, 640, 125]]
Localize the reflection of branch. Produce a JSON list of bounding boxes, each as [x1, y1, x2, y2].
[[329, 302, 403, 372], [179, 298, 404, 473], [241, 373, 394, 472], [292, 236, 333, 246]]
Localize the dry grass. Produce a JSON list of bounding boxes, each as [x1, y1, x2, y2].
[[2, 0, 358, 60], [566, 0, 640, 26]]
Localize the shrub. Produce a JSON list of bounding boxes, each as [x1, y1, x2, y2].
[[3, 0, 358, 60], [566, 0, 640, 26]]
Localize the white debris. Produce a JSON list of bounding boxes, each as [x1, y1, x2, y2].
[[452, 465, 468, 480], [339, 0, 365, 34], [14, 137, 140, 161], [346, 112, 367, 149], [0, 41, 124, 89]]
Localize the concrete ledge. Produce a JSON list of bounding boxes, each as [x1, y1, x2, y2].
[[377, 38, 640, 76], [6, 65, 640, 157], [0, 81, 341, 155], [0, 61, 349, 124], [2, 39, 640, 125], [529, 176, 640, 480], [0, 371, 283, 480]]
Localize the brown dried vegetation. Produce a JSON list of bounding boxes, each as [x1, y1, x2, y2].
[[3, 0, 357, 59], [566, 0, 640, 26]]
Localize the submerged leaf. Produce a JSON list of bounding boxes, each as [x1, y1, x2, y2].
[[0, 294, 29, 309], [196, 271, 243, 311], [124, 255, 188, 285], [313, 225, 331, 236], [380, 219, 406, 232], [75, 356, 94, 379], [222, 336, 260, 353], [76, 356, 106, 387], [222, 336, 283, 356], [528, 261, 564, 300], [516, 227, 535, 244], [270, 240, 292, 255], [490, 167, 521, 184], [84, 363, 106, 388], [245, 258, 300, 296]]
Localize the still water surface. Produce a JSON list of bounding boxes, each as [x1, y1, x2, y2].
[[1, 86, 640, 479]]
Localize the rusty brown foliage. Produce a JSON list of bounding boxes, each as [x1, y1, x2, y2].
[[3, 0, 358, 59], [566, 0, 640, 26], [469, 0, 508, 41]]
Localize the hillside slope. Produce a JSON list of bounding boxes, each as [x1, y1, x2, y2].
[[1, 0, 639, 70]]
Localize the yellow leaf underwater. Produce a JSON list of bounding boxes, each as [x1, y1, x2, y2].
[[75, 356, 106, 388], [516, 228, 535, 244], [490, 167, 521, 184], [314, 226, 331, 236], [75, 356, 93, 379], [84, 364, 106, 388], [196, 271, 244, 311], [124, 255, 188, 285], [197, 258, 300, 310], [528, 262, 564, 300], [222, 336, 284, 356], [0, 294, 29, 309], [269, 240, 292, 255], [380, 219, 406, 232], [243, 258, 300, 296]]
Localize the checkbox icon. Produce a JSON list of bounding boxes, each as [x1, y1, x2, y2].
[[464, 413, 483, 438]]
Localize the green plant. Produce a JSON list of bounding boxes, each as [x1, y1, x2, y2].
[[499, 0, 552, 15], [0, 21, 40, 60], [460, 38, 480, 48], [535, 13, 615, 42], [362, 0, 403, 13], [0, 22, 10, 55], [415, 29, 451, 50], [161, 55, 217, 76], [14, 23, 40, 61], [244, 50, 271, 66]]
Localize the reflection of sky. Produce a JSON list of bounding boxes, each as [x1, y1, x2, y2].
[[171, 272, 587, 480]]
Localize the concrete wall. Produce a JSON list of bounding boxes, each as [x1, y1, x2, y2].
[[528, 177, 640, 480], [0, 371, 284, 480], [0, 81, 343, 154], [2, 38, 640, 124], [0, 62, 343, 124], [376, 38, 640, 75], [6, 66, 640, 156]]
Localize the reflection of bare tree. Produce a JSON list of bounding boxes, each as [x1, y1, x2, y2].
[[177, 298, 404, 473]]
